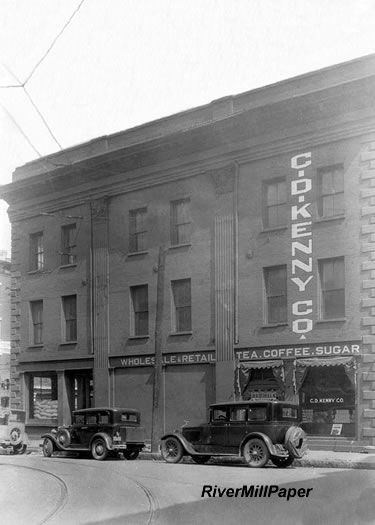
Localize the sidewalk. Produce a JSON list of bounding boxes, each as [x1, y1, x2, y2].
[[3, 443, 375, 469]]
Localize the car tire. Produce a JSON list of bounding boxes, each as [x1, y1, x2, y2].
[[271, 455, 294, 468], [161, 437, 184, 463], [123, 448, 140, 460], [9, 426, 22, 446], [42, 437, 54, 458], [243, 438, 270, 468], [91, 437, 108, 461], [284, 426, 306, 458], [56, 428, 71, 448], [191, 455, 211, 464], [12, 443, 27, 455]]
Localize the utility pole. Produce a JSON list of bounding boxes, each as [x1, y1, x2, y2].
[[151, 246, 166, 452]]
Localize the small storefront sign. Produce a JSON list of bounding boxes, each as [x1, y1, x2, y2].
[[331, 424, 343, 436], [236, 342, 361, 361], [110, 351, 215, 368]]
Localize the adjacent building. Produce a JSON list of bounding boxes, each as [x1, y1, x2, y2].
[[1, 54, 375, 448]]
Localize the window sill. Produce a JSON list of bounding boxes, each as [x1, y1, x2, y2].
[[27, 269, 45, 275], [27, 345, 44, 350], [26, 419, 57, 427], [127, 250, 149, 258], [168, 331, 193, 336], [314, 215, 345, 224], [261, 226, 288, 233], [59, 341, 77, 347], [59, 263, 77, 270], [261, 323, 288, 329], [315, 318, 346, 324], [169, 243, 192, 250], [128, 335, 150, 340]]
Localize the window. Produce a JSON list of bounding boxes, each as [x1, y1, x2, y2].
[[212, 408, 227, 421], [30, 232, 44, 271], [318, 165, 344, 218], [62, 295, 77, 342], [30, 374, 57, 420], [129, 208, 147, 252], [248, 406, 267, 421], [264, 266, 287, 324], [171, 279, 191, 332], [30, 300, 43, 345], [263, 179, 287, 229], [319, 257, 345, 319], [131, 285, 149, 336], [170, 198, 191, 245], [230, 408, 247, 421], [61, 224, 77, 265], [73, 414, 85, 425]]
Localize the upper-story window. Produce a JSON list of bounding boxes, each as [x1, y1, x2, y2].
[[30, 232, 44, 271], [62, 295, 77, 342], [264, 265, 287, 324], [30, 300, 43, 345], [263, 179, 287, 229], [318, 165, 344, 218], [171, 278, 191, 332], [170, 198, 191, 245], [61, 224, 77, 265], [319, 257, 345, 319], [129, 208, 147, 253], [130, 285, 149, 336]]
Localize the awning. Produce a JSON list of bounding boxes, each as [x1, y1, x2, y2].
[[235, 360, 285, 397], [295, 356, 357, 393]]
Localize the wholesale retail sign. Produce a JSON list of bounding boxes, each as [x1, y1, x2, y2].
[[291, 152, 313, 340]]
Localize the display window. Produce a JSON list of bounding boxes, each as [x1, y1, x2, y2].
[[299, 366, 355, 437], [29, 373, 58, 420]]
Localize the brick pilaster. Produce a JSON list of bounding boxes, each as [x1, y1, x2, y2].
[[10, 223, 22, 409], [360, 136, 375, 445]]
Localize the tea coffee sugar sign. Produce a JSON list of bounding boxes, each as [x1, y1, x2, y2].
[[291, 152, 313, 339]]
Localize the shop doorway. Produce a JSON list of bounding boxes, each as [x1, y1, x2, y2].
[[299, 365, 355, 437], [66, 371, 93, 412]]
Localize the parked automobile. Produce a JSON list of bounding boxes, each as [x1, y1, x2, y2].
[[0, 408, 27, 454], [160, 401, 307, 468], [41, 407, 145, 461]]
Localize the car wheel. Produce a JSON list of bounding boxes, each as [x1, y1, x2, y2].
[[12, 443, 27, 455], [271, 455, 294, 468], [191, 455, 211, 464], [161, 437, 184, 463], [56, 428, 71, 448], [43, 438, 54, 458], [285, 426, 306, 459], [243, 438, 270, 468], [91, 438, 108, 461], [123, 448, 140, 460], [9, 427, 22, 446]]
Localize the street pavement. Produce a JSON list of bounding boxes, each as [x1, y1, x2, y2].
[[1, 454, 375, 524]]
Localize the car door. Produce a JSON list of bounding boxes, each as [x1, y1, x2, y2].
[[207, 407, 228, 453], [75, 413, 98, 448], [226, 406, 248, 453]]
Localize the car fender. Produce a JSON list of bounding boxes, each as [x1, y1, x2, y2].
[[89, 432, 113, 450], [41, 432, 66, 451], [239, 432, 278, 456], [160, 432, 198, 456]]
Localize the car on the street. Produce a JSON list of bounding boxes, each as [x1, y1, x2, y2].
[[160, 400, 307, 468], [0, 408, 27, 454], [41, 407, 145, 461]]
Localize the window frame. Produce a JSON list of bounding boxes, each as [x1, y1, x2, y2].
[[29, 373, 58, 421], [171, 278, 192, 333], [62, 295, 77, 342], [61, 224, 77, 265], [130, 284, 149, 337], [30, 300, 43, 345], [263, 178, 287, 229], [317, 165, 344, 219], [318, 257, 345, 320], [170, 198, 191, 246], [129, 207, 147, 253], [263, 265, 287, 324], [29, 232, 44, 271]]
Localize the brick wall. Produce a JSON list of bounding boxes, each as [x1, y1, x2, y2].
[[10, 223, 22, 409], [360, 135, 375, 445]]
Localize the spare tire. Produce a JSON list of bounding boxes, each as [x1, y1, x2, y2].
[[284, 426, 306, 459], [9, 426, 22, 446], [56, 427, 71, 448]]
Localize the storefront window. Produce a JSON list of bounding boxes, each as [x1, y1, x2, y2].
[[30, 374, 58, 420], [300, 366, 355, 437]]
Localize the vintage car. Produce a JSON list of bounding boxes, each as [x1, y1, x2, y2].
[[0, 409, 27, 454], [41, 407, 145, 461], [160, 401, 307, 468]]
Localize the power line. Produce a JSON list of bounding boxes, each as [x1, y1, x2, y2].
[[0, 102, 43, 157]]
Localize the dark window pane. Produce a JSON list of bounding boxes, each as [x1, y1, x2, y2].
[[131, 285, 148, 335], [171, 199, 191, 245], [172, 279, 191, 331], [323, 290, 345, 318], [265, 266, 287, 323], [129, 208, 147, 252], [320, 258, 345, 318]]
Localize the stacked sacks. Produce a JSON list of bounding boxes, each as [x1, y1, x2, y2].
[[33, 399, 58, 419]]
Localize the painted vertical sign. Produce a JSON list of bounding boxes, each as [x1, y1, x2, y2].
[[291, 152, 313, 339]]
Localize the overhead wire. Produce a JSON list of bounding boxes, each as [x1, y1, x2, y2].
[[0, 0, 86, 154]]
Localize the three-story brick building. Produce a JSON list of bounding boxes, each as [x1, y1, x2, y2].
[[1, 54, 375, 448]]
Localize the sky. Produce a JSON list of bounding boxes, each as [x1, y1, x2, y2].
[[1, 0, 375, 256]]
